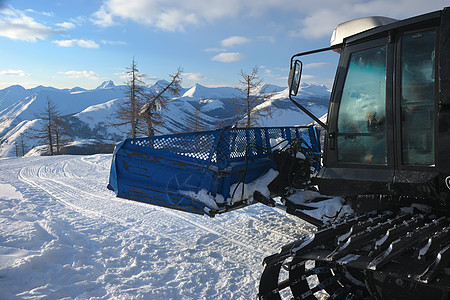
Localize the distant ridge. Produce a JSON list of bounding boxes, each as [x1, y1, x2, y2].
[[0, 81, 330, 157]]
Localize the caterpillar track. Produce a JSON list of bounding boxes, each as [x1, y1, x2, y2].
[[258, 210, 450, 299]]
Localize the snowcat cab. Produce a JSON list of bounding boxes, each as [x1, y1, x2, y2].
[[311, 10, 450, 210], [257, 7, 450, 300]]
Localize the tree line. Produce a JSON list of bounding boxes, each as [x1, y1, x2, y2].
[[113, 58, 183, 138], [17, 58, 273, 156], [115, 59, 273, 139]]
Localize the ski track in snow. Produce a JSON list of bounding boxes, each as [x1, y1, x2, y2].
[[0, 155, 315, 299]]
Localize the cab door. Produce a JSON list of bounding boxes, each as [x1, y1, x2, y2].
[[319, 27, 438, 196], [318, 36, 395, 195], [396, 29, 437, 167], [333, 38, 393, 166], [391, 28, 439, 196]]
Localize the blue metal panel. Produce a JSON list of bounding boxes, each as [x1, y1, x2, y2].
[[108, 126, 320, 216]]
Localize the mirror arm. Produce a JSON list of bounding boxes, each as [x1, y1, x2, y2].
[[288, 44, 342, 130], [290, 44, 342, 68], [288, 94, 328, 130]]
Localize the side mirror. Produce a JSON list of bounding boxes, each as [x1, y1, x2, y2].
[[288, 60, 302, 97]]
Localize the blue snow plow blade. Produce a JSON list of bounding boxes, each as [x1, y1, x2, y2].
[[108, 126, 320, 216]]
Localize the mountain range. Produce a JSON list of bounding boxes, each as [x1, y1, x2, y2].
[[0, 80, 330, 157]]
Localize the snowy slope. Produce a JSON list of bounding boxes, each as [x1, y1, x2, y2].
[[182, 83, 242, 100], [73, 98, 126, 139], [0, 154, 319, 299], [258, 98, 329, 127], [0, 81, 330, 157], [0, 82, 131, 157], [0, 83, 128, 134]]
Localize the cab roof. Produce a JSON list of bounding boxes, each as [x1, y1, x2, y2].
[[341, 9, 443, 46], [330, 16, 397, 46]]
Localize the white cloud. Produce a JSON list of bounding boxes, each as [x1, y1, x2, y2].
[[56, 22, 75, 30], [261, 67, 273, 76], [257, 35, 275, 43], [25, 9, 54, 17], [296, 0, 449, 39], [87, 0, 450, 37], [91, 5, 115, 27], [220, 36, 251, 47], [185, 73, 206, 81], [298, 10, 345, 39], [302, 74, 315, 80], [101, 40, 127, 45], [60, 70, 99, 80], [155, 9, 199, 32], [212, 52, 244, 63], [91, 0, 242, 30], [0, 6, 59, 41], [69, 16, 88, 26], [203, 47, 226, 53], [0, 69, 28, 76], [53, 39, 99, 48]]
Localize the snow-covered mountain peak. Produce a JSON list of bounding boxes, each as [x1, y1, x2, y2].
[[0, 80, 330, 157], [152, 79, 170, 88], [182, 83, 204, 98], [2, 84, 26, 94], [182, 84, 240, 100], [261, 83, 286, 93], [96, 80, 115, 89], [69, 87, 87, 93]]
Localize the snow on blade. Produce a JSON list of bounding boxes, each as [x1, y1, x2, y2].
[[287, 192, 354, 223], [229, 169, 279, 205], [179, 188, 220, 210]]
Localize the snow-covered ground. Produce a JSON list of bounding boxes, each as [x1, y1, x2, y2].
[[0, 154, 319, 299]]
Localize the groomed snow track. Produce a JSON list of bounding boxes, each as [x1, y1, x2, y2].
[[0, 154, 314, 299]]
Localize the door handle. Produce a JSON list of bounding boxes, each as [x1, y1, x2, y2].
[[328, 132, 336, 150]]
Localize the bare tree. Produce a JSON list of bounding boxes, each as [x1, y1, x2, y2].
[[235, 66, 274, 127], [32, 97, 57, 155], [31, 97, 72, 155], [185, 101, 207, 132], [53, 116, 73, 155], [15, 141, 19, 157], [17, 136, 26, 156], [140, 67, 183, 137], [113, 57, 146, 138]]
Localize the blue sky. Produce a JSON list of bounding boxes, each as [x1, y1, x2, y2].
[[0, 0, 447, 90]]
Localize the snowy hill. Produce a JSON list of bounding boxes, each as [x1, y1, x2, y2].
[[0, 81, 330, 157], [182, 83, 242, 99], [0, 154, 318, 299], [0, 153, 353, 299]]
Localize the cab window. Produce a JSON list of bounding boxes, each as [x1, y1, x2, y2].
[[400, 30, 436, 165], [337, 45, 387, 164]]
